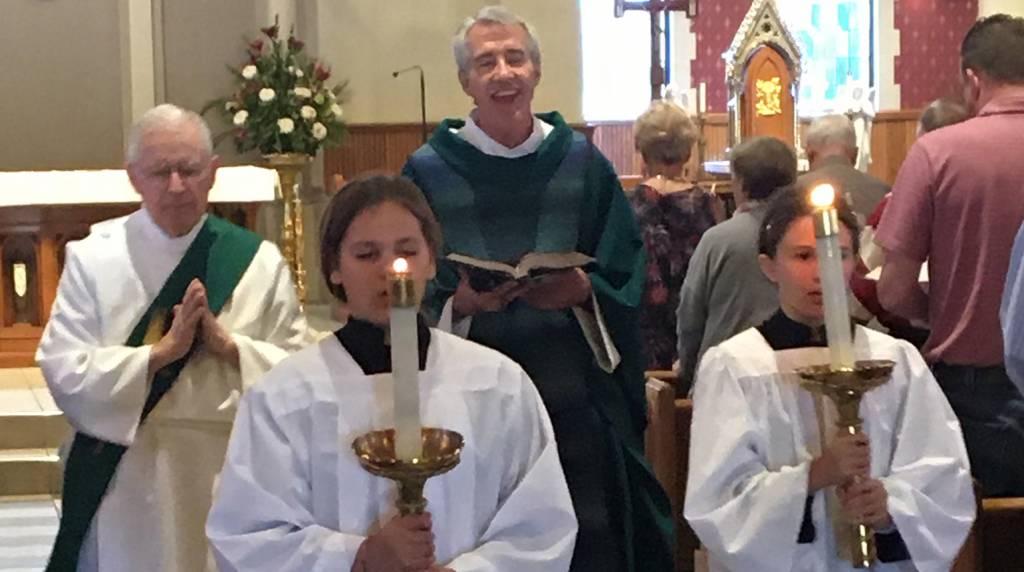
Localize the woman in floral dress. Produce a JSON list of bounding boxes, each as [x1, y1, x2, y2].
[[629, 101, 723, 371]]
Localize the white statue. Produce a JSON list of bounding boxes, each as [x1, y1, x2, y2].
[[835, 78, 876, 172]]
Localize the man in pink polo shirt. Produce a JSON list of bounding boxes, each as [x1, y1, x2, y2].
[[876, 14, 1024, 497]]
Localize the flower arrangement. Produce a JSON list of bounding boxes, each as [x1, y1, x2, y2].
[[206, 18, 347, 157]]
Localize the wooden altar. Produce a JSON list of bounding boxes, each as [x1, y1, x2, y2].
[[723, 0, 803, 151], [0, 167, 278, 366]]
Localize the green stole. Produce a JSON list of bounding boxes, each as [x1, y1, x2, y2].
[[46, 215, 262, 572]]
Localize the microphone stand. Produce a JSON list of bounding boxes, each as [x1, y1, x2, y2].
[[392, 65, 428, 144]]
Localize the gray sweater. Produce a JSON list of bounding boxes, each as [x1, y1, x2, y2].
[[676, 203, 779, 393]]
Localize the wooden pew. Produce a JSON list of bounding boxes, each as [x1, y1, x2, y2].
[[980, 496, 1024, 571], [644, 374, 700, 571]]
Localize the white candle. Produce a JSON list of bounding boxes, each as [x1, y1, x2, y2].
[[389, 257, 422, 460], [687, 87, 698, 116], [810, 184, 855, 370], [699, 82, 707, 114]]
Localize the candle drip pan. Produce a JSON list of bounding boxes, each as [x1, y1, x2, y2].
[[352, 428, 464, 515], [795, 359, 894, 569]]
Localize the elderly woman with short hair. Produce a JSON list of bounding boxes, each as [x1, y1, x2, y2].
[[629, 100, 723, 371]]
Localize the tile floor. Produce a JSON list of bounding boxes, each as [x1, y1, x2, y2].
[[1, 370, 60, 569], [0, 497, 59, 571]]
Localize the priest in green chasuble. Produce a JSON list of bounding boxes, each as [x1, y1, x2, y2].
[[402, 6, 674, 571], [36, 104, 309, 572]]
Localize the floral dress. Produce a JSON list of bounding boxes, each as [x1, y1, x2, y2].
[[629, 183, 720, 370]]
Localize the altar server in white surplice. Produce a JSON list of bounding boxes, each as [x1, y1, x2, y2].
[[36, 104, 309, 572], [685, 188, 974, 572], [207, 175, 576, 572]]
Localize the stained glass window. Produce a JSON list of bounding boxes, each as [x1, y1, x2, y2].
[[777, 0, 873, 115]]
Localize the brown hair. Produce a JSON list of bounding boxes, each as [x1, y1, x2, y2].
[[319, 174, 443, 301], [961, 14, 1024, 84], [633, 100, 698, 165], [731, 136, 797, 201], [918, 98, 969, 134], [758, 185, 861, 258]]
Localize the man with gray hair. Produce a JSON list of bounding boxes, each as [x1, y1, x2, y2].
[[797, 114, 889, 221], [37, 103, 308, 571], [403, 6, 674, 571]]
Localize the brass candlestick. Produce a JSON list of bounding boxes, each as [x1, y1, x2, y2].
[[264, 153, 311, 307], [796, 359, 894, 569], [352, 427, 464, 515]]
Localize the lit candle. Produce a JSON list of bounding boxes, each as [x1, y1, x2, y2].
[[809, 184, 855, 370], [389, 257, 422, 460]]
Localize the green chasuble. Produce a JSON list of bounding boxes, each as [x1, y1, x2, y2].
[[403, 112, 674, 572]]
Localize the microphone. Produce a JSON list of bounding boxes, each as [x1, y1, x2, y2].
[[392, 65, 428, 144]]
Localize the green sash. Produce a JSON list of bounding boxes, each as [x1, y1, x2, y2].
[[46, 215, 262, 572]]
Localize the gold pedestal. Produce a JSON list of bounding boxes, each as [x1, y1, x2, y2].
[[352, 427, 464, 515], [796, 359, 894, 569], [263, 153, 312, 307]]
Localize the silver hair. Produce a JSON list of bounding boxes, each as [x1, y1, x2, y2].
[[804, 114, 857, 152], [452, 5, 542, 75], [125, 103, 214, 165]]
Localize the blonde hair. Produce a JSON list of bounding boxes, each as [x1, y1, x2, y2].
[[633, 100, 698, 165]]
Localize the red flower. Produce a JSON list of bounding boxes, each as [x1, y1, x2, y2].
[[287, 36, 305, 52], [248, 39, 264, 55], [260, 24, 278, 39], [314, 62, 331, 81]]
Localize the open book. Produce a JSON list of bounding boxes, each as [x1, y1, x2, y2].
[[447, 251, 595, 292]]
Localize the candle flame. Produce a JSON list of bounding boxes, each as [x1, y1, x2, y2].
[[809, 184, 836, 208], [392, 257, 409, 273]]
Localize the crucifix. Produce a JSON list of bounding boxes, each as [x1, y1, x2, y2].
[[615, 1, 699, 101]]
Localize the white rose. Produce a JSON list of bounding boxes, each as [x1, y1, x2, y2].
[[259, 88, 275, 102], [278, 117, 295, 134], [288, 66, 304, 78], [241, 65, 258, 80], [300, 105, 317, 121], [232, 110, 249, 126], [311, 122, 328, 140], [330, 103, 343, 118], [293, 87, 312, 99]]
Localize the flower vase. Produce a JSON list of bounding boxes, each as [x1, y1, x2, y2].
[[264, 153, 313, 307]]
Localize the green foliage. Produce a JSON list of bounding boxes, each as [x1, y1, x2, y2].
[[203, 17, 348, 156]]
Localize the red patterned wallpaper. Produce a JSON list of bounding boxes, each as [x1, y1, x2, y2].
[[691, 0, 752, 113], [690, 0, 979, 112], [894, 0, 978, 108]]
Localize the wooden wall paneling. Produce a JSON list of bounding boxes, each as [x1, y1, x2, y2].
[[868, 110, 921, 185], [324, 111, 921, 187]]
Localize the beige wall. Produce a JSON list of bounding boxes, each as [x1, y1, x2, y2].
[[160, 0, 272, 166], [980, 0, 1024, 17], [314, 0, 583, 123], [0, 0, 124, 170]]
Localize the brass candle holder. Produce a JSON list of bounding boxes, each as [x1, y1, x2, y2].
[[795, 359, 894, 569], [352, 427, 464, 515]]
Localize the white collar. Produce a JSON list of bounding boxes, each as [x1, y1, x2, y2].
[[137, 207, 207, 248], [454, 111, 553, 158]]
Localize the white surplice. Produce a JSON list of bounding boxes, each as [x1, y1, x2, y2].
[[206, 329, 578, 572], [685, 326, 975, 572], [35, 209, 310, 572]]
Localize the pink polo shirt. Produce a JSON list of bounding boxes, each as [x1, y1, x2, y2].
[[876, 94, 1024, 366]]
